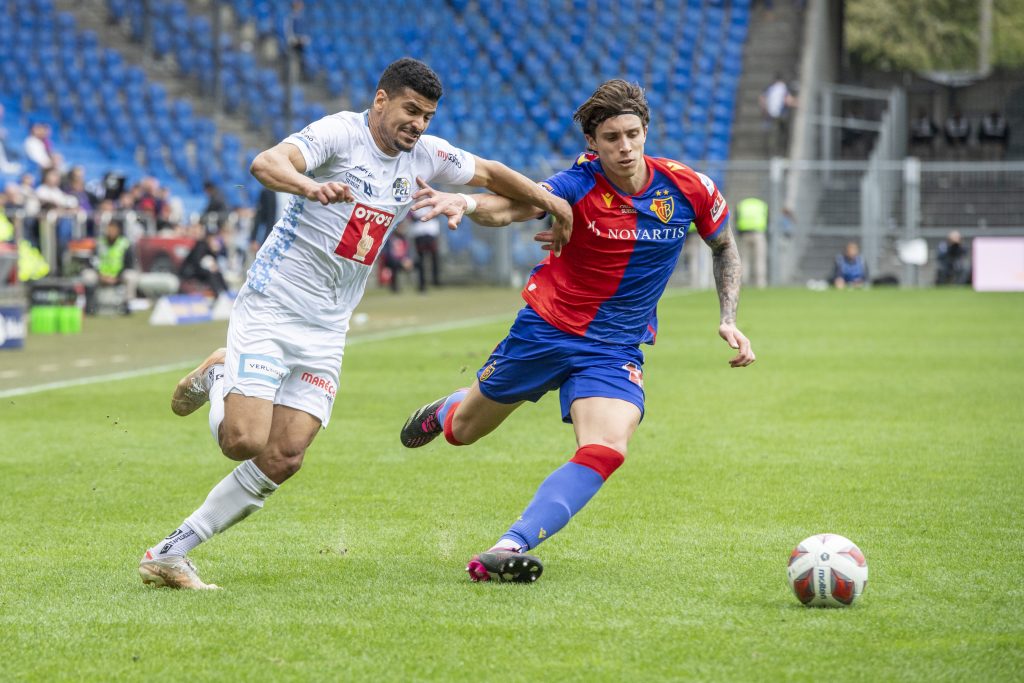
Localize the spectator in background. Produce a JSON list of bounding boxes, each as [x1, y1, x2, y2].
[[0, 104, 22, 175], [409, 214, 442, 292], [63, 167, 94, 212], [935, 230, 970, 285], [979, 111, 1009, 160], [735, 196, 768, 289], [63, 166, 96, 236], [35, 168, 79, 274], [202, 180, 229, 231], [909, 108, 938, 159], [284, 1, 310, 61], [23, 122, 55, 171], [34, 168, 78, 211], [251, 186, 278, 253], [759, 74, 797, 157], [4, 181, 28, 217], [944, 110, 971, 158], [82, 218, 138, 314], [179, 229, 229, 295], [133, 177, 165, 225], [380, 221, 415, 293], [155, 186, 179, 231], [831, 241, 867, 289]]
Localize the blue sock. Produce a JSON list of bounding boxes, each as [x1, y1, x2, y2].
[[501, 445, 625, 551], [501, 463, 607, 551], [436, 388, 467, 425]]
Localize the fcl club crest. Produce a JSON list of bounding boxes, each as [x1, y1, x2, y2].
[[392, 177, 411, 201], [650, 190, 674, 223]]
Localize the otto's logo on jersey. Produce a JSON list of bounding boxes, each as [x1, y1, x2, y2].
[[622, 362, 644, 388], [650, 189, 675, 223], [392, 177, 411, 201], [300, 371, 336, 399], [436, 149, 462, 168], [711, 192, 726, 222], [334, 203, 395, 264]]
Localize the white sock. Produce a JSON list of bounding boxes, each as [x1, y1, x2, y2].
[[207, 364, 225, 442], [151, 460, 278, 558], [151, 522, 203, 558], [492, 538, 523, 552]]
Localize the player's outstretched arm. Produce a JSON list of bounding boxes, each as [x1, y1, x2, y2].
[[706, 221, 756, 367], [411, 178, 544, 228], [412, 178, 573, 255], [250, 142, 354, 206], [470, 157, 573, 255]]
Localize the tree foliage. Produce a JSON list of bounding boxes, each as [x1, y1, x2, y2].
[[846, 0, 1024, 71]]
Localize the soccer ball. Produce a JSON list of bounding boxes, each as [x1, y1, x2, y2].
[[787, 533, 868, 607]]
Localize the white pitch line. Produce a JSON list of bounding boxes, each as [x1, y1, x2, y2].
[[0, 312, 514, 399], [0, 290, 702, 400]]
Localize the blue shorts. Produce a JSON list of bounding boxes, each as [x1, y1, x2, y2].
[[476, 306, 646, 423]]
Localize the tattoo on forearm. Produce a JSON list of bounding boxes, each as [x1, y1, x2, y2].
[[709, 229, 741, 325]]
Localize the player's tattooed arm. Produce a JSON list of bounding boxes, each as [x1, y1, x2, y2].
[[707, 224, 741, 325], [707, 222, 756, 367]]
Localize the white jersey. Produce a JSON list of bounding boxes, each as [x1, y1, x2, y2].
[[246, 110, 475, 328]]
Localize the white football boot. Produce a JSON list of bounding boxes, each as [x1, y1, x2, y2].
[[139, 550, 220, 590]]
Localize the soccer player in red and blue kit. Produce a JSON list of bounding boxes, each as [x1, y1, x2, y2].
[[400, 80, 756, 583]]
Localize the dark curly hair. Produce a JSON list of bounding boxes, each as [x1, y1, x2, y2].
[[574, 79, 650, 138], [377, 58, 443, 101]]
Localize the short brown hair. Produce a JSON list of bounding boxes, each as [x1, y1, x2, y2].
[[573, 80, 650, 138]]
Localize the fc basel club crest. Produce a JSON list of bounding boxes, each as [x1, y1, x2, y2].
[[392, 177, 411, 201], [649, 190, 674, 224], [479, 361, 497, 381]]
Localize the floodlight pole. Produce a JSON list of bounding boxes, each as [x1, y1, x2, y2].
[[979, 0, 993, 76]]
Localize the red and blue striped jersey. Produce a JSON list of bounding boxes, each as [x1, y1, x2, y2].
[[523, 153, 729, 345]]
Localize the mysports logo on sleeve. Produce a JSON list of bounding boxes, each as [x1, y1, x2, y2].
[[334, 203, 395, 264]]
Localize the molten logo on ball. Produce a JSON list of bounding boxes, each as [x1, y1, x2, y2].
[[787, 533, 868, 607]]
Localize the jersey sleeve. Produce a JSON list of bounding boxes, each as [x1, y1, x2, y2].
[[687, 169, 729, 240], [539, 153, 595, 205], [284, 115, 352, 176], [418, 135, 476, 186]]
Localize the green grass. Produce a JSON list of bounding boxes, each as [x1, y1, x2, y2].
[[1, 288, 1022, 681]]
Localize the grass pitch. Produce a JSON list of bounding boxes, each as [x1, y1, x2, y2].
[[1, 287, 1022, 681]]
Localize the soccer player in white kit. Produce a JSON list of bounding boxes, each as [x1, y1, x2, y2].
[[139, 58, 573, 589]]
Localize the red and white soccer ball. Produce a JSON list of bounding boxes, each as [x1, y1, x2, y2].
[[787, 534, 868, 607]]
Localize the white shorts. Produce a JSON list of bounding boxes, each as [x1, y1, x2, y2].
[[224, 288, 347, 427]]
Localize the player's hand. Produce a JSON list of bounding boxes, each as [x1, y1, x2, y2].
[[546, 197, 573, 257], [412, 177, 465, 230], [307, 181, 354, 205], [719, 323, 756, 367]]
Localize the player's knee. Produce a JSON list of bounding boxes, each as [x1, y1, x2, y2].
[[572, 443, 627, 480], [261, 444, 306, 481], [219, 426, 265, 461], [583, 437, 629, 458]]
